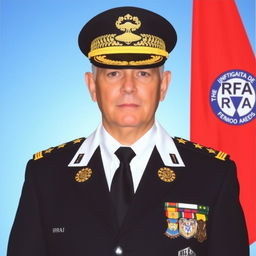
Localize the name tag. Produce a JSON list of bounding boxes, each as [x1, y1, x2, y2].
[[52, 227, 65, 233]]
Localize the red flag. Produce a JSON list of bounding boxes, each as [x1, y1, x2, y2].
[[191, 0, 256, 244]]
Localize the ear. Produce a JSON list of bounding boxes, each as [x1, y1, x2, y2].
[[85, 72, 97, 102], [159, 71, 171, 101]]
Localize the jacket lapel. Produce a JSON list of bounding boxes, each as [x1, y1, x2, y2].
[[120, 146, 181, 234], [69, 146, 118, 234]]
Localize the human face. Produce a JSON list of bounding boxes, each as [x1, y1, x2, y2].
[[86, 67, 170, 133]]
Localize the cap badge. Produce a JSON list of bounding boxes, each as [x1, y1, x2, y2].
[[75, 168, 93, 182], [115, 14, 142, 44], [158, 167, 176, 182]]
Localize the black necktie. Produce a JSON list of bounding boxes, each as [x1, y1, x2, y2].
[[110, 147, 136, 227]]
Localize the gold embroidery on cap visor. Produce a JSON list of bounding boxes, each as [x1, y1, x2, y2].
[[93, 55, 164, 66], [88, 14, 168, 66]]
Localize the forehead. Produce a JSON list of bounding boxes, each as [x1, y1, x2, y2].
[[94, 67, 161, 74]]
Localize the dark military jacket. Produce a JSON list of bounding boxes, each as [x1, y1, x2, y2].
[[7, 137, 249, 256]]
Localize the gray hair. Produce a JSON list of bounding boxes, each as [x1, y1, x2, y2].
[[91, 64, 97, 79]]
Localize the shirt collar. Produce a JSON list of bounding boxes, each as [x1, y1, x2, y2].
[[155, 121, 185, 167], [68, 121, 185, 167]]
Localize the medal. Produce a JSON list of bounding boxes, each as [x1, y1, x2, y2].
[[165, 218, 180, 238], [194, 219, 207, 242], [164, 202, 209, 243], [179, 218, 198, 239]]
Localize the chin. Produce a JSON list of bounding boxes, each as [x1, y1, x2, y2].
[[117, 122, 140, 128], [117, 116, 141, 127]]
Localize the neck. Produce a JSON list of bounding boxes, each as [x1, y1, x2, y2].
[[103, 121, 154, 145]]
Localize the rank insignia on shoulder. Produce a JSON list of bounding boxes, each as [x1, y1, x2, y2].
[[176, 137, 187, 144], [174, 137, 230, 161], [34, 151, 43, 160], [164, 202, 209, 243], [73, 138, 84, 144], [33, 137, 85, 160]]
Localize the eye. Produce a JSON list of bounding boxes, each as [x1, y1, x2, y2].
[[106, 71, 119, 77], [138, 71, 150, 77]]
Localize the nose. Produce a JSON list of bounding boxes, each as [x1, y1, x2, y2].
[[121, 72, 136, 94]]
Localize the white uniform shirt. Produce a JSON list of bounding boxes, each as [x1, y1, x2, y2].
[[69, 121, 185, 191]]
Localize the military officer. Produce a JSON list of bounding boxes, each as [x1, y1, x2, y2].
[[8, 6, 249, 256]]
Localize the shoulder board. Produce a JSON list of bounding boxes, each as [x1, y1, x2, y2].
[[33, 137, 85, 161], [174, 137, 230, 161]]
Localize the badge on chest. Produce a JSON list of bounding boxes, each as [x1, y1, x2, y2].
[[164, 202, 209, 243]]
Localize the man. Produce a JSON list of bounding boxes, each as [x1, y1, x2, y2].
[[8, 6, 249, 256]]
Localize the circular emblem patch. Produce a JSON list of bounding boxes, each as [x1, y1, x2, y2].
[[158, 167, 176, 182], [75, 168, 93, 182], [210, 69, 255, 125]]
